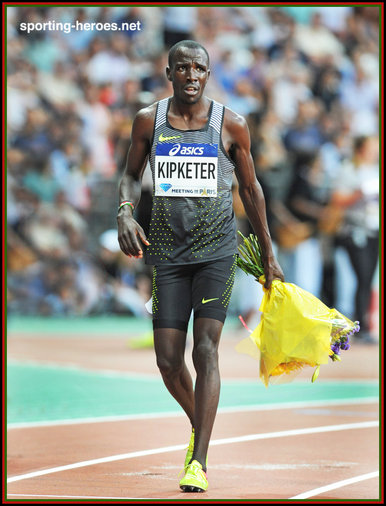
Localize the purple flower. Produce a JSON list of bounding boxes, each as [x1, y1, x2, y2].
[[331, 343, 341, 354], [340, 340, 351, 350]]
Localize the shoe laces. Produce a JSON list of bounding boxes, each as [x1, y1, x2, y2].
[[179, 459, 206, 479], [189, 460, 207, 478]]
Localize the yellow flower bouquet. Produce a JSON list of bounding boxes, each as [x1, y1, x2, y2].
[[236, 233, 359, 387]]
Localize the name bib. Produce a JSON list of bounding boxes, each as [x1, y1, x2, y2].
[[155, 142, 218, 197]]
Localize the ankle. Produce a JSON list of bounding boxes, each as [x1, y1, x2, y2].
[[192, 456, 207, 472]]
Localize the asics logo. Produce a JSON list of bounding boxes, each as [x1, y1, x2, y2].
[[158, 133, 181, 142], [201, 297, 219, 304], [169, 144, 182, 156], [169, 144, 205, 156]]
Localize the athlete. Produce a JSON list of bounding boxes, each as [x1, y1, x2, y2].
[[117, 40, 284, 492]]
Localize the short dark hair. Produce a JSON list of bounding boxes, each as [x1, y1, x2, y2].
[[353, 135, 369, 153], [168, 40, 210, 68]]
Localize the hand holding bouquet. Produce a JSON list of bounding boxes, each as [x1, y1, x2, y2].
[[236, 232, 359, 386]]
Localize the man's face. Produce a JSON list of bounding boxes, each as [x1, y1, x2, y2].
[[166, 47, 210, 104]]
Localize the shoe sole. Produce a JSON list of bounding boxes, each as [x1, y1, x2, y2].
[[180, 485, 206, 493]]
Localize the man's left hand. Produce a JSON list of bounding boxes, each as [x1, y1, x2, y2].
[[263, 257, 285, 289]]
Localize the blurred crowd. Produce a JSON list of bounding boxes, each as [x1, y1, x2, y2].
[[7, 6, 380, 336]]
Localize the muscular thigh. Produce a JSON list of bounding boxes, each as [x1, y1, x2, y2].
[[152, 255, 237, 330], [192, 254, 237, 323], [152, 264, 193, 331]]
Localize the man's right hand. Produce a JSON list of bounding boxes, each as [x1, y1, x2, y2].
[[117, 212, 150, 258]]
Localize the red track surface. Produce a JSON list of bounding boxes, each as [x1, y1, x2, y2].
[[6, 329, 381, 502]]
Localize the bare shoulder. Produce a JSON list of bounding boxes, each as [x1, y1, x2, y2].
[[135, 102, 157, 125], [136, 102, 158, 120], [223, 107, 248, 133], [222, 106, 250, 148], [132, 102, 158, 140]]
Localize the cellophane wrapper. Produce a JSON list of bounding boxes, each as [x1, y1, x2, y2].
[[236, 279, 357, 387]]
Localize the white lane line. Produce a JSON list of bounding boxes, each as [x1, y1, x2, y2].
[[289, 471, 379, 499], [7, 471, 379, 501], [7, 397, 379, 430], [7, 495, 154, 500], [7, 420, 378, 484], [7, 443, 187, 484], [207, 421, 379, 448]]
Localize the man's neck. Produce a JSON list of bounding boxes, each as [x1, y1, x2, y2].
[[169, 96, 210, 130]]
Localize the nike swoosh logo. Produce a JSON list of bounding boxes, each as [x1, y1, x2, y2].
[[201, 297, 219, 304], [158, 133, 182, 142]]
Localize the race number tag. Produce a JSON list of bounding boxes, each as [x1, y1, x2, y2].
[[155, 143, 218, 197]]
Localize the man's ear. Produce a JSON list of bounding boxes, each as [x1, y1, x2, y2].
[[166, 66, 172, 82]]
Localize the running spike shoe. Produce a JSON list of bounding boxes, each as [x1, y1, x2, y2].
[[179, 459, 208, 492]]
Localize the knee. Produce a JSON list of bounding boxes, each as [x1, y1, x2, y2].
[[156, 354, 184, 379], [192, 339, 219, 372]]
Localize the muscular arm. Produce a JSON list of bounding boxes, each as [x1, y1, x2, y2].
[[117, 106, 155, 258], [223, 110, 284, 287]]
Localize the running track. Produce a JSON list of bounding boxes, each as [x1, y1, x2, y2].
[[6, 317, 381, 501]]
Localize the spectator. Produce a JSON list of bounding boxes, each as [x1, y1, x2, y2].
[[22, 159, 61, 203], [37, 61, 82, 109], [162, 6, 198, 48], [339, 59, 379, 136], [97, 229, 150, 316], [12, 108, 54, 165], [77, 84, 115, 178], [268, 61, 313, 125], [293, 11, 345, 65], [226, 78, 262, 117], [283, 99, 325, 169], [285, 153, 335, 298], [312, 64, 342, 112], [314, 6, 352, 37], [252, 109, 294, 237], [141, 54, 169, 97], [85, 34, 133, 85], [330, 136, 379, 342]]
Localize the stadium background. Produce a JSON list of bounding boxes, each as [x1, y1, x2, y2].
[[6, 5, 381, 501]]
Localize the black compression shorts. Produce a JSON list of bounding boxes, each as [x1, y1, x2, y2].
[[152, 255, 237, 331]]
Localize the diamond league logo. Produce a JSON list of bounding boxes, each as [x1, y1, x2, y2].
[[160, 183, 172, 192]]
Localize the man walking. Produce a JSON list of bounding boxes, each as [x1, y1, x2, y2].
[[117, 40, 284, 492]]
